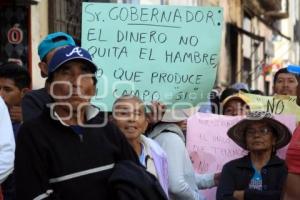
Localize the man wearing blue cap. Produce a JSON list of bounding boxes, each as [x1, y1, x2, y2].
[[283, 65, 300, 200], [273, 68, 298, 96], [15, 46, 139, 200], [21, 32, 76, 122]]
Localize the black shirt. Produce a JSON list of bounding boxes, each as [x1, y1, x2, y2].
[[216, 154, 287, 200], [15, 106, 139, 200]]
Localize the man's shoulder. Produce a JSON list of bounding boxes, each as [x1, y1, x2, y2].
[[223, 155, 250, 169], [23, 88, 52, 107], [25, 88, 50, 99], [22, 88, 52, 122]]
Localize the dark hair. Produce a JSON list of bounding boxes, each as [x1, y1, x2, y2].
[[250, 89, 264, 95], [273, 68, 297, 84], [220, 88, 238, 102], [209, 90, 220, 114], [0, 63, 31, 89]]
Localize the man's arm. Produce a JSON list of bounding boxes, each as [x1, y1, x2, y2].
[[157, 132, 205, 200], [216, 162, 237, 200], [15, 123, 58, 200], [283, 173, 300, 200]]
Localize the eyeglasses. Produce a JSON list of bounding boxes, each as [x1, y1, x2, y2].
[[245, 127, 272, 137]]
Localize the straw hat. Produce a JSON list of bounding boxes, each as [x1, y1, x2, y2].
[[221, 92, 251, 108], [161, 108, 194, 123], [227, 111, 291, 150]]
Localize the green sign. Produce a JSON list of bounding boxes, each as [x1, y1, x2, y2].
[[82, 3, 223, 111]]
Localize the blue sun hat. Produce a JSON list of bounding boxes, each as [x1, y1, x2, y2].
[[287, 65, 300, 75], [38, 32, 75, 61]]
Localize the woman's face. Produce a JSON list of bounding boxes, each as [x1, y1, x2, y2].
[[245, 122, 277, 152], [113, 98, 148, 142], [223, 99, 249, 116]]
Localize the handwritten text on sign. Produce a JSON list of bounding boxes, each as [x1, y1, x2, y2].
[[242, 93, 300, 122], [82, 3, 223, 111], [186, 113, 296, 200]]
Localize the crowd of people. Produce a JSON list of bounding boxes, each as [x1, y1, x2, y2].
[[0, 31, 299, 200]]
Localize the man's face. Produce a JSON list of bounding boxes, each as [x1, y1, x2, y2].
[[0, 78, 23, 108], [274, 73, 298, 96], [50, 61, 95, 112]]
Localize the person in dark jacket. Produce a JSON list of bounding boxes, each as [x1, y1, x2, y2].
[[108, 160, 168, 200], [216, 111, 291, 200], [21, 32, 75, 122], [15, 46, 139, 200]]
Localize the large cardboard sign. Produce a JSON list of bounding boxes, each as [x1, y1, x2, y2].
[[82, 3, 223, 110]]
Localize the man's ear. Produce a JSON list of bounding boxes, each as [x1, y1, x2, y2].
[[20, 87, 30, 98], [38, 62, 48, 78], [92, 85, 96, 96], [108, 114, 114, 122]]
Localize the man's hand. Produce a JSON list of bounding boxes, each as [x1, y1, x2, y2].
[[9, 106, 23, 123], [213, 172, 221, 186], [147, 101, 166, 125]]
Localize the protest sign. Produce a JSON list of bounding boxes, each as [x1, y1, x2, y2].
[[241, 93, 300, 122], [186, 112, 296, 200], [82, 3, 223, 111]]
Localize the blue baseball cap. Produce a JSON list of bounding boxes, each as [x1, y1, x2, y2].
[[38, 32, 76, 61], [48, 46, 97, 75], [287, 65, 300, 75]]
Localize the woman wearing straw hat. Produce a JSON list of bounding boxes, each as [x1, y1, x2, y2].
[[216, 112, 291, 200], [221, 92, 250, 116]]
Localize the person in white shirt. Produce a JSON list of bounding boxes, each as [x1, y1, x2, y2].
[[149, 109, 220, 200], [0, 96, 15, 183]]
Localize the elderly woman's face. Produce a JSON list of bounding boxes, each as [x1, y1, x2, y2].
[[113, 98, 148, 142], [245, 122, 277, 152]]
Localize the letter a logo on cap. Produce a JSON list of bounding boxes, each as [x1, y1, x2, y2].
[[66, 47, 83, 57]]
